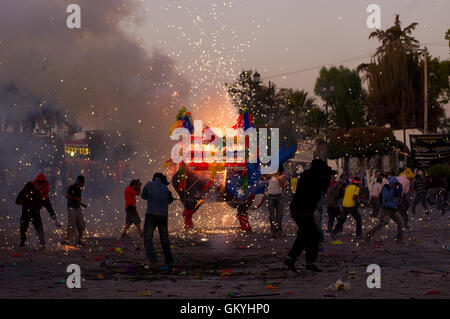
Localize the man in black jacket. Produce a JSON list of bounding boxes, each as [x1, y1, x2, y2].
[[284, 159, 332, 273]]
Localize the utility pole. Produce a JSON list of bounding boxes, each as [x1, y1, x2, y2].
[[424, 46, 428, 134], [325, 99, 329, 157]]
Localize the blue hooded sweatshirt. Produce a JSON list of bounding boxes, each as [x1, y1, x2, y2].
[[141, 178, 174, 216], [380, 176, 403, 209]]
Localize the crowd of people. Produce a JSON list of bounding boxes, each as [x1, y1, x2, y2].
[[14, 161, 448, 272], [15, 172, 175, 268]]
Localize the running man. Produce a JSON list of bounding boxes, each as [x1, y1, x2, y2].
[[121, 179, 143, 238]]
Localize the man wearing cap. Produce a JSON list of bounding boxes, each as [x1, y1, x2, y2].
[[332, 176, 364, 238], [141, 172, 175, 267]]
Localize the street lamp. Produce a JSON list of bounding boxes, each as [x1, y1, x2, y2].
[[253, 71, 261, 84]]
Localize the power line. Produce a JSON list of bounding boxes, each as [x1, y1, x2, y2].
[[263, 42, 449, 80], [422, 42, 448, 47], [263, 53, 371, 80]]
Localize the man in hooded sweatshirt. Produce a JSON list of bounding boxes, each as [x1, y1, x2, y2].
[[141, 172, 175, 267], [284, 159, 332, 273], [16, 173, 60, 248], [366, 176, 404, 243]]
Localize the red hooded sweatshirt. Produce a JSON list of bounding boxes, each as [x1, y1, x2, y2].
[[33, 173, 50, 200]]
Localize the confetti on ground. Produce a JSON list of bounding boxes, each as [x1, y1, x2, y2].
[[265, 284, 278, 291], [424, 291, 440, 295], [220, 269, 232, 276], [140, 290, 152, 296]]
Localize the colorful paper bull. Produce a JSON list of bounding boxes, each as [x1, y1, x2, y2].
[[166, 108, 295, 231]]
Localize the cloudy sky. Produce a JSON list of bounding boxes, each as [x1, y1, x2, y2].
[[1, 0, 449, 132], [129, 0, 449, 104]]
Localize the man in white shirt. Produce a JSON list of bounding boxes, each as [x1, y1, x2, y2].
[[267, 170, 286, 237], [370, 177, 383, 218]]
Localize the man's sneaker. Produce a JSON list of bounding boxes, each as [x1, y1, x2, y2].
[[121, 234, 130, 239], [305, 264, 323, 272], [283, 258, 298, 273]]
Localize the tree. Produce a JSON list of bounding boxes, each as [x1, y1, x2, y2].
[[277, 88, 322, 139], [328, 127, 396, 160], [226, 70, 277, 126], [328, 126, 396, 174], [314, 66, 365, 131], [304, 106, 326, 138], [226, 71, 298, 147], [358, 14, 446, 133], [369, 15, 419, 58]]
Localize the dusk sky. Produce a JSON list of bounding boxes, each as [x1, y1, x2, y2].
[[1, 0, 448, 132], [128, 0, 449, 107]]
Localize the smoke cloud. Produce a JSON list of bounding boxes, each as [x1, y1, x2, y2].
[[0, 0, 190, 172]]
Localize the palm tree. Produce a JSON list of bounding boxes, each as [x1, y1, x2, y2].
[[278, 88, 318, 138], [369, 14, 419, 58], [358, 15, 426, 134]]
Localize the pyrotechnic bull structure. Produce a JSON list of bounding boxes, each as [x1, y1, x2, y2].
[[166, 108, 295, 231]]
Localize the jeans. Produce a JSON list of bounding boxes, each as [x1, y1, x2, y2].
[[366, 207, 403, 240], [396, 195, 409, 227], [370, 198, 381, 218], [316, 194, 325, 242], [20, 206, 45, 246], [288, 215, 320, 264], [267, 194, 283, 234], [41, 197, 56, 219], [327, 206, 340, 232], [437, 188, 448, 214], [332, 206, 362, 237], [412, 191, 429, 215], [143, 214, 174, 264], [431, 188, 448, 214]]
